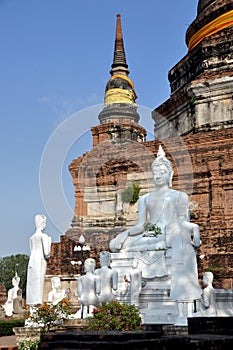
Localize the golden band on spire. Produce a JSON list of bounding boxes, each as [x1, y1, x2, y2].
[[111, 74, 135, 89], [104, 88, 136, 105], [188, 10, 233, 51]]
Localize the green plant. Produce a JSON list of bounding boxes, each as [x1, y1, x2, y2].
[[88, 300, 142, 331], [206, 265, 221, 273], [0, 319, 25, 337], [107, 130, 113, 139], [190, 97, 196, 104], [18, 338, 40, 350], [143, 222, 162, 236], [121, 183, 141, 204], [27, 298, 71, 333]]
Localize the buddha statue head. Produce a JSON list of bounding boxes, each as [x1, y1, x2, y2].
[[99, 251, 111, 267], [12, 272, 20, 288], [35, 214, 46, 230], [51, 276, 61, 290], [151, 146, 174, 188], [203, 271, 214, 286], [84, 258, 96, 273]]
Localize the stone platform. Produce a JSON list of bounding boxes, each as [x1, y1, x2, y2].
[[38, 330, 190, 350], [38, 320, 233, 350], [188, 316, 233, 335]]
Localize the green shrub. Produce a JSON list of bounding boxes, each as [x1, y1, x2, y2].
[[121, 183, 141, 204], [18, 338, 40, 350], [0, 319, 25, 337], [28, 298, 71, 333], [88, 300, 142, 331]]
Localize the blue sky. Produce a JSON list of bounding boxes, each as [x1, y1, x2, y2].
[[0, 0, 198, 257]]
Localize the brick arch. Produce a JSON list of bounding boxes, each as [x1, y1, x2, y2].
[[96, 159, 142, 187], [77, 140, 155, 196]]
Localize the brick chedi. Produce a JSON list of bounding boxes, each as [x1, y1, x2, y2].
[[153, 0, 233, 138], [66, 14, 150, 246], [47, 4, 233, 289], [47, 14, 151, 277]]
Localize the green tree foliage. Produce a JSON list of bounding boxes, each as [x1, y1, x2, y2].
[[121, 183, 141, 204], [0, 254, 29, 297]]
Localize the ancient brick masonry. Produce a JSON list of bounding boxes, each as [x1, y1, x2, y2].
[[153, 128, 233, 289], [47, 235, 99, 276], [153, 0, 233, 138], [47, 127, 233, 288]]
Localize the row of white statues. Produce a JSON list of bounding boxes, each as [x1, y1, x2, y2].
[[2, 263, 216, 321], [77, 251, 118, 318], [22, 146, 220, 325], [76, 258, 217, 319], [40, 255, 150, 318]]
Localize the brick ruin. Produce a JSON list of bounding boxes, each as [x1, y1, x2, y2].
[[47, 128, 233, 289]]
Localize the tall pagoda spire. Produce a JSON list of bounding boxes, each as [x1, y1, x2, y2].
[[110, 13, 129, 76], [98, 14, 140, 125]]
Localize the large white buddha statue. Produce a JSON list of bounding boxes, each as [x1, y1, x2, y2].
[[110, 145, 193, 252], [110, 146, 202, 323]]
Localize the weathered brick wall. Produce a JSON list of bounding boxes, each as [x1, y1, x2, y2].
[[47, 127, 233, 288], [147, 129, 233, 288], [0, 284, 7, 305]]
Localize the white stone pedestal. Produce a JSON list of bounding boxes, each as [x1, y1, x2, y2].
[[111, 251, 180, 324]]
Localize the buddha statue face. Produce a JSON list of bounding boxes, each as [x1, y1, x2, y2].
[[51, 277, 61, 290], [152, 164, 171, 188], [12, 273, 20, 287], [151, 146, 174, 188]]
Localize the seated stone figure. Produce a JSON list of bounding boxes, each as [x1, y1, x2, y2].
[[3, 273, 20, 317], [13, 289, 27, 316], [94, 251, 118, 303], [77, 258, 100, 318], [48, 276, 66, 305], [110, 145, 192, 252], [195, 271, 217, 316]]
